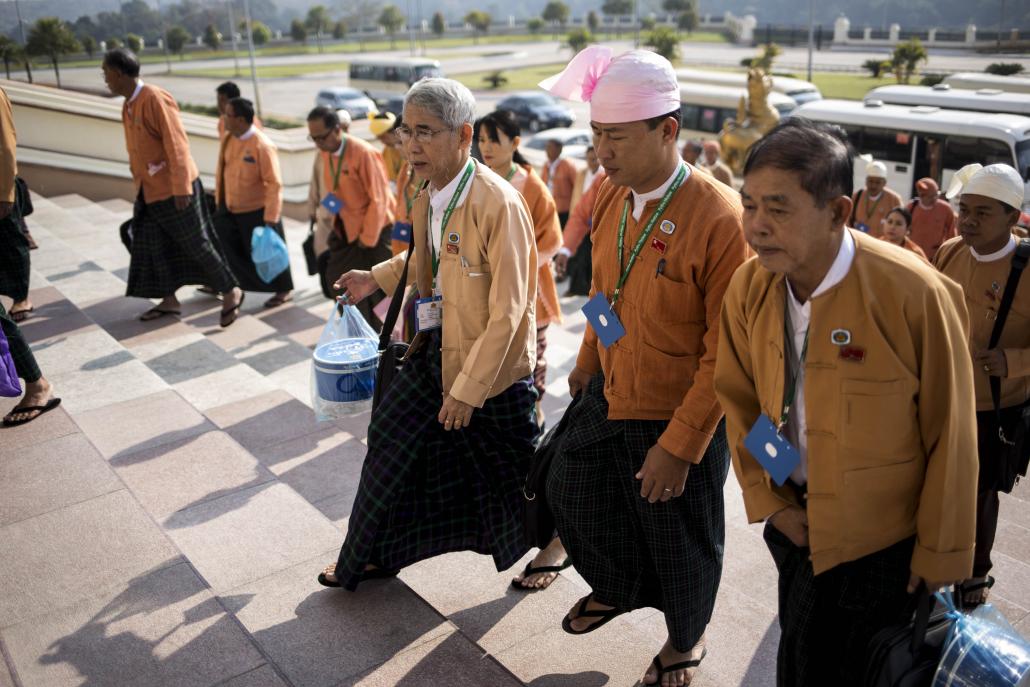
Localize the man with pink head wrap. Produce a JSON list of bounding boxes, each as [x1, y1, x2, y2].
[[540, 48, 749, 686], [909, 177, 957, 260]]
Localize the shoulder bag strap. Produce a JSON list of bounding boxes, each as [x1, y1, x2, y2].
[[378, 240, 415, 352], [989, 238, 1030, 438], [850, 189, 863, 227]]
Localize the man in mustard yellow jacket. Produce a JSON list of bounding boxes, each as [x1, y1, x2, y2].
[[714, 119, 977, 687], [315, 78, 540, 592]]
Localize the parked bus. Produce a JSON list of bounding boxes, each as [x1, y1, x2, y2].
[[943, 72, 1030, 95], [679, 83, 797, 139], [676, 68, 823, 105], [794, 99, 1030, 210], [866, 84, 1030, 117], [348, 57, 444, 100]]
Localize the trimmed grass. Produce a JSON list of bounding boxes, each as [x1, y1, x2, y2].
[[455, 63, 567, 91], [810, 72, 897, 100], [175, 61, 350, 79]]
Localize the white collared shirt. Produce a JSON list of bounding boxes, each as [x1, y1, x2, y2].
[[971, 236, 1017, 262], [630, 163, 691, 221], [428, 158, 475, 293], [783, 229, 857, 485], [547, 159, 559, 192], [239, 125, 257, 141], [128, 79, 144, 104]]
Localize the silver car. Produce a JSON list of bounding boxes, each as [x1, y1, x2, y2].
[[315, 87, 377, 119]]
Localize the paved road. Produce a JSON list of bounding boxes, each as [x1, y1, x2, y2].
[[40, 38, 1030, 121]]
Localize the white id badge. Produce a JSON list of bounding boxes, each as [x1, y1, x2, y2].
[[415, 295, 443, 332]]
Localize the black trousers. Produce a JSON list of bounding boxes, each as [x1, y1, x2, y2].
[[323, 225, 391, 330], [212, 207, 294, 293], [975, 410, 1003, 577], [766, 523, 917, 687], [565, 233, 592, 296]]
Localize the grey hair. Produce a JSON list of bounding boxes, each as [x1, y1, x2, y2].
[[404, 78, 477, 130]]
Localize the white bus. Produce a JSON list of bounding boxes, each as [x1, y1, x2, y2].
[[794, 99, 1030, 210], [676, 68, 823, 105], [943, 72, 1030, 95], [348, 57, 444, 99], [679, 83, 797, 139], [866, 84, 1030, 117]]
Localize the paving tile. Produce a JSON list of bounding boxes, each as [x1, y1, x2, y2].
[[994, 519, 1030, 564], [1, 563, 264, 687], [48, 357, 168, 414], [112, 430, 276, 520], [0, 490, 181, 627], [16, 287, 97, 344], [1000, 493, 1030, 530], [134, 333, 239, 385], [47, 193, 93, 209], [96, 198, 135, 215], [341, 627, 523, 687], [47, 265, 128, 307], [215, 665, 289, 687], [27, 328, 129, 377], [163, 482, 342, 593], [206, 315, 280, 355], [0, 402, 79, 451], [265, 359, 315, 406], [719, 520, 780, 608], [75, 389, 216, 461], [172, 364, 278, 412], [990, 551, 1030, 611], [0, 647, 15, 687], [79, 295, 194, 346], [254, 305, 327, 339], [0, 433, 122, 527], [234, 337, 313, 378], [206, 390, 327, 452], [221, 554, 452, 687], [255, 426, 366, 507]]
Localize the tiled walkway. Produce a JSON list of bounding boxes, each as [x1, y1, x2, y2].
[[2, 192, 1028, 686]]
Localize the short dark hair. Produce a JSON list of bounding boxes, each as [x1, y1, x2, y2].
[[743, 117, 854, 206], [886, 206, 912, 227], [102, 47, 140, 78], [645, 109, 682, 131], [307, 105, 340, 130], [227, 97, 255, 124], [474, 110, 529, 166], [216, 81, 241, 99], [586, 145, 595, 154]]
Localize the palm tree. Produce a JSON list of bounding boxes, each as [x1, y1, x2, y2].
[[26, 17, 80, 88], [306, 5, 333, 53], [0, 36, 21, 80]]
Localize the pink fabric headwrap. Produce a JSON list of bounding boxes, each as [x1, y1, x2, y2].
[[539, 48, 681, 124]]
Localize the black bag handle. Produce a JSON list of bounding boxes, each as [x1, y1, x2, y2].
[[849, 188, 863, 227], [377, 240, 415, 352], [988, 239, 1030, 443], [909, 584, 934, 654]]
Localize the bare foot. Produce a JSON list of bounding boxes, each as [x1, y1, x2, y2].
[[512, 537, 568, 590], [3, 377, 53, 424], [158, 295, 181, 312], [221, 287, 242, 309], [961, 576, 994, 606], [566, 595, 618, 633], [642, 635, 707, 687], [320, 562, 382, 585]]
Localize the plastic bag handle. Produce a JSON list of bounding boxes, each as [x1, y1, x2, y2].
[[378, 240, 415, 352]]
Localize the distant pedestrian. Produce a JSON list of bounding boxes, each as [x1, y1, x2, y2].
[[680, 139, 702, 166], [879, 207, 928, 261], [541, 139, 577, 227], [215, 81, 262, 139], [849, 160, 902, 236], [0, 86, 32, 323], [102, 48, 243, 326], [370, 112, 404, 184], [700, 140, 734, 187], [909, 177, 957, 260]]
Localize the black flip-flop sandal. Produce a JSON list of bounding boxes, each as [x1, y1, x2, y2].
[[317, 566, 400, 588], [561, 593, 626, 635], [646, 648, 708, 685], [10, 306, 33, 322], [957, 576, 996, 609], [3, 397, 61, 427], [139, 307, 181, 322], [220, 293, 245, 328], [511, 557, 572, 591]]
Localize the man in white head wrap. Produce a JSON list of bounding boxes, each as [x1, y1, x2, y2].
[[935, 162, 1029, 608], [540, 47, 749, 686], [850, 159, 902, 236]]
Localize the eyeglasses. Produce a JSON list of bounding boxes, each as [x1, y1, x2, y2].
[[307, 130, 336, 143], [395, 125, 452, 144]]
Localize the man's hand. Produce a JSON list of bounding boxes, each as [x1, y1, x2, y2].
[[335, 270, 377, 304], [769, 506, 809, 548], [568, 366, 592, 398], [554, 252, 570, 280], [635, 444, 691, 503], [0, 201, 13, 220], [438, 394, 474, 431], [907, 573, 961, 595], [173, 195, 191, 212], [975, 348, 1008, 378]]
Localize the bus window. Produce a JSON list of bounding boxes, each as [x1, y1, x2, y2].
[[414, 65, 443, 80], [943, 136, 1014, 171], [680, 105, 700, 131], [861, 126, 913, 163], [699, 107, 719, 133], [1018, 140, 1030, 181]]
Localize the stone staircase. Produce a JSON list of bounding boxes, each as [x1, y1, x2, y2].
[[2, 192, 1029, 687]]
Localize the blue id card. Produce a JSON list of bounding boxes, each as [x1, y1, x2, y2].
[[581, 293, 626, 348], [321, 193, 343, 214], [743, 415, 801, 486], [415, 295, 442, 332], [391, 221, 412, 244]]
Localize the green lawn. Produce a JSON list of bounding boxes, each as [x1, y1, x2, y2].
[[810, 72, 897, 100], [455, 63, 567, 92], [175, 61, 350, 79]]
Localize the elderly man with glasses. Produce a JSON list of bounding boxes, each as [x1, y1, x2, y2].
[[316, 78, 541, 592], [306, 106, 395, 323]]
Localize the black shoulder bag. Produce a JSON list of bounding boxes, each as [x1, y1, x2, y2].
[[850, 188, 864, 227], [863, 585, 953, 687], [987, 238, 1030, 493], [302, 220, 319, 276], [371, 240, 415, 414]]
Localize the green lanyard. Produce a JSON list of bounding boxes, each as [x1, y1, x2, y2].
[[863, 191, 883, 221], [328, 136, 348, 190], [429, 159, 475, 284], [611, 164, 687, 308], [778, 294, 810, 433], [403, 168, 417, 214], [505, 164, 518, 182]]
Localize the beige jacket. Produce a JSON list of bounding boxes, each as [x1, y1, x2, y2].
[[714, 231, 977, 582], [372, 159, 538, 408]]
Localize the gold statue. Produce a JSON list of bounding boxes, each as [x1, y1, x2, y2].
[[719, 68, 781, 175]]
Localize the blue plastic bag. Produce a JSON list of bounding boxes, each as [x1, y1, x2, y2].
[[0, 324, 22, 397], [310, 303, 379, 421], [251, 225, 290, 283], [933, 591, 1030, 686]]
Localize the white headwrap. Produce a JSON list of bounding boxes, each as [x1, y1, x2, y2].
[[865, 161, 887, 179], [946, 163, 1024, 210]]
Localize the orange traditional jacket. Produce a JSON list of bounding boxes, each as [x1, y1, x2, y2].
[[217, 114, 262, 139], [577, 168, 749, 463], [879, 235, 929, 262], [0, 87, 16, 203], [563, 171, 607, 254], [513, 164, 563, 327], [541, 157, 577, 214], [216, 127, 283, 223], [392, 160, 421, 256], [122, 83, 198, 203], [319, 135, 394, 247]]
